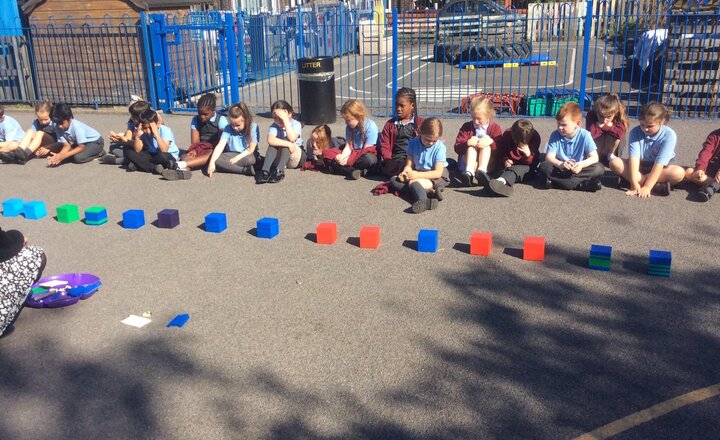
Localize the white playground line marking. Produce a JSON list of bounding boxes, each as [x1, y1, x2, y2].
[[573, 383, 720, 440], [365, 73, 379, 81]]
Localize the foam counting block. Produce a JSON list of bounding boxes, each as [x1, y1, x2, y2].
[[56, 204, 80, 223], [588, 244, 612, 271], [417, 229, 439, 253], [84, 206, 108, 226], [470, 232, 492, 256], [523, 236, 545, 261], [23, 201, 47, 220], [205, 212, 227, 233], [316, 222, 337, 245], [257, 217, 279, 239], [122, 209, 145, 229], [2, 198, 24, 217], [648, 249, 671, 277], [359, 226, 380, 249], [157, 209, 180, 229]]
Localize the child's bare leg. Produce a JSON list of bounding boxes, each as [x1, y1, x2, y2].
[[464, 147, 478, 173], [0, 141, 20, 152], [477, 146, 491, 172], [658, 165, 685, 185], [609, 157, 631, 181], [183, 153, 211, 170]]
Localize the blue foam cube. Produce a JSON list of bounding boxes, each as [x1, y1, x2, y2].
[[590, 244, 612, 258], [205, 212, 227, 233], [2, 198, 25, 217], [417, 229, 439, 253], [122, 209, 145, 229], [257, 217, 279, 239], [23, 201, 47, 220], [649, 250, 672, 265]]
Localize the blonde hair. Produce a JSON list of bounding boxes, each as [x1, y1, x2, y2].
[[469, 97, 496, 118], [341, 99, 369, 146], [594, 94, 628, 130], [639, 102, 671, 124], [312, 125, 332, 151]]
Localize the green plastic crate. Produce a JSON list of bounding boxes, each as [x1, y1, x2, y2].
[[548, 96, 580, 116], [526, 97, 548, 117]]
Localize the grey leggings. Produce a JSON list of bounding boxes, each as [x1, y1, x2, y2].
[[262, 146, 291, 172], [215, 152, 256, 174], [72, 138, 105, 163]]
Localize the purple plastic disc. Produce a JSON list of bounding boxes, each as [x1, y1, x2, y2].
[[26, 273, 102, 308]]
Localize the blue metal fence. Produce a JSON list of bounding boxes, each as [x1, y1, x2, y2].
[[0, 1, 718, 119]]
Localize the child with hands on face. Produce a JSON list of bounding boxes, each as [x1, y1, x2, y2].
[[485, 119, 542, 197], [586, 93, 628, 166], [389, 117, 449, 213], [123, 108, 179, 174], [538, 102, 605, 191], [256, 100, 303, 184]]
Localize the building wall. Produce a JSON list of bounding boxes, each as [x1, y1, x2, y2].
[[28, 0, 142, 22]]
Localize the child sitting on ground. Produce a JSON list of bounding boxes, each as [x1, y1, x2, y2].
[[166, 93, 228, 180], [124, 108, 179, 174], [0, 102, 56, 164], [379, 87, 423, 177], [103, 100, 151, 166], [0, 105, 28, 163], [304, 125, 345, 168], [586, 93, 628, 166], [323, 99, 379, 180], [256, 100, 303, 184], [485, 119, 542, 197], [453, 97, 503, 187], [538, 102, 604, 191], [609, 102, 685, 198], [47, 103, 105, 166], [389, 117, 449, 213], [684, 127, 720, 202], [207, 102, 259, 177]]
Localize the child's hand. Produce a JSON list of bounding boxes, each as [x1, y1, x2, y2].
[[149, 122, 159, 133], [625, 188, 638, 197], [518, 144, 531, 156], [569, 163, 584, 174], [133, 127, 142, 140], [35, 147, 49, 157], [336, 154, 348, 166], [186, 150, 197, 159], [273, 108, 290, 122], [477, 135, 493, 148], [468, 136, 480, 148], [47, 152, 63, 166], [109, 131, 119, 142], [505, 159, 513, 168], [715, 170, 720, 184], [405, 170, 418, 180], [207, 161, 215, 177], [637, 186, 652, 198]]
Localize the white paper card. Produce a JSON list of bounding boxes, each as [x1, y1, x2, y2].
[[121, 315, 152, 328], [39, 280, 69, 288]]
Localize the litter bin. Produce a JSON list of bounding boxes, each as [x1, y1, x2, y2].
[[297, 56, 336, 125]]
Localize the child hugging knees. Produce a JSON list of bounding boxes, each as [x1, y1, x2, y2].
[[389, 117, 449, 213], [538, 102, 605, 192]]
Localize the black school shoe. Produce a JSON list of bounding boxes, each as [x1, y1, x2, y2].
[[651, 181, 671, 196], [576, 178, 602, 192], [699, 182, 720, 202], [457, 171, 474, 187], [256, 169, 271, 184], [0, 151, 17, 163], [411, 198, 439, 214], [161, 168, 192, 180], [474, 170, 491, 187], [488, 179, 513, 197], [13, 148, 30, 164], [268, 168, 285, 183]]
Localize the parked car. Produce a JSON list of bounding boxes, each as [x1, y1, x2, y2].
[[433, 0, 531, 64]]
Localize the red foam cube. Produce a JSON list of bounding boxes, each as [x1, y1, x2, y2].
[[523, 236, 545, 261], [470, 232, 492, 256], [359, 226, 380, 249], [316, 222, 338, 245]]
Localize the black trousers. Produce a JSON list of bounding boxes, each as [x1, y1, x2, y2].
[[537, 161, 605, 190], [124, 147, 176, 173]]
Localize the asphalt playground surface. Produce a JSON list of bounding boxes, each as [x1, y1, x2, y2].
[[1, 108, 719, 440]]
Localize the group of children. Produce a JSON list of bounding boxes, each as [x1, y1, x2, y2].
[[1, 89, 719, 212]]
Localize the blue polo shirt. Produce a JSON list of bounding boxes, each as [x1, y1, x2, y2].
[[0, 115, 25, 142], [221, 122, 259, 153], [546, 128, 596, 162], [268, 118, 302, 147], [56, 119, 101, 145], [346, 119, 379, 150], [628, 125, 676, 165], [407, 137, 448, 171], [140, 125, 179, 159]]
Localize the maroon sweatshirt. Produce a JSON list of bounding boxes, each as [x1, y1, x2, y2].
[[454, 121, 503, 157], [694, 128, 720, 172], [586, 111, 627, 140], [378, 117, 424, 161], [498, 128, 542, 166]]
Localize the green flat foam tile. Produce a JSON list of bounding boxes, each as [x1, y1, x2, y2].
[[588, 265, 611, 271], [648, 272, 671, 277], [648, 263, 671, 271], [648, 268, 671, 275], [85, 206, 107, 214], [588, 258, 611, 267], [85, 218, 108, 226]]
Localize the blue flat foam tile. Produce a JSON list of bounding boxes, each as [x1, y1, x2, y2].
[[2, 198, 25, 217], [417, 229, 439, 253], [589, 265, 611, 272], [122, 209, 145, 229], [589, 244, 612, 257], [167, 313, 190, 328], [205, 212, 227, 233], [23, 201, 47, 219]]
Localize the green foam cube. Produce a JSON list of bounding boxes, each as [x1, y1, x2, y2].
[[56, 204, 80, 223]]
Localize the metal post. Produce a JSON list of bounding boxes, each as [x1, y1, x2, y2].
[[237, 12, 247, 86], [391, 7, 398, 115], [225, 12, 240, 104], [140, 12, 158, 108], [579, 0, 592, 111], [297, 4, 305, 59], [148, 13, 171, 112]]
